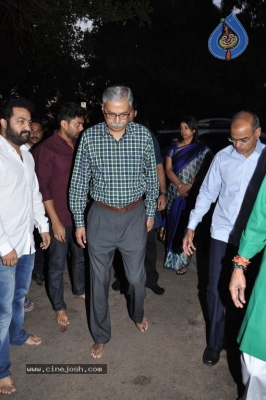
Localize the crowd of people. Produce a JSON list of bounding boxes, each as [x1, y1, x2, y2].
[[0, 87, 265, 399]]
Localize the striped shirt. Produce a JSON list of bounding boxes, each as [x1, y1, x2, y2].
[[69, 121, 159, 227]]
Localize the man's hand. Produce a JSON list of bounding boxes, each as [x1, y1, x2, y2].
[[75, 227, 87, 248], [40, 232, 51, 250], [1, 249, 18, 266], [182, 228, 196, 255], [157, 195, 166, 211], [229, 268, 246, 308], [52, 221, 66, 242], [146, 218, 154, 232]]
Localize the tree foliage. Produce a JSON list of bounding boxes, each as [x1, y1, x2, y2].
[[221, 0, 266, 27], [0, 0, 152, 116], [81, 0, 266, 128], [1, 0, 266, 129]]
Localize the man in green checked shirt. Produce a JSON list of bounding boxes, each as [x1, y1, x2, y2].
[[69, 86, 159, 359]]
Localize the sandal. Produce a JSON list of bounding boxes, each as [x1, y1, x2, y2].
[[176, 268, 187, 276], [24, 298, 34, 312]]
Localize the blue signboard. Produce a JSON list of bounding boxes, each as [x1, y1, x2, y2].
[[208, 13, 249, 60]]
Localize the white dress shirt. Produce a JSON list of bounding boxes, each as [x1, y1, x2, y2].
[[0, 135, 49, 257], [188, 140, 265, 245]]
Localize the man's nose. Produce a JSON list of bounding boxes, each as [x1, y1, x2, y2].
[[234, 139, 242, 147]]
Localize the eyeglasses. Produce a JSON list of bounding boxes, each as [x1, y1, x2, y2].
[[228, 132, 256, 144], [104, 111, 130, 120]]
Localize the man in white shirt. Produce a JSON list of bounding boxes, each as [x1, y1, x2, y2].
[[0, 98, 50, 395], [183, 111, 265, 367]]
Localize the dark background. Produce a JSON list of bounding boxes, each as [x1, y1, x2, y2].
[[1, 0, 265, 130]]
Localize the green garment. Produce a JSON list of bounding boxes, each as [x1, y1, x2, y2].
[[237, 175, 266, 361]]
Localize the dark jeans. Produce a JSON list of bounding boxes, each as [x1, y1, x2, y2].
[[48, 225, 85, 311], [32, 228, 47, 274], [207, 238, 236, 350], [145, 229, 159, 287]]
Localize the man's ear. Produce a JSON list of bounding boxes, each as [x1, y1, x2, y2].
[[255, 127, 261, 138], [60, 120, 68, 130], [0, 118, 7, 130]]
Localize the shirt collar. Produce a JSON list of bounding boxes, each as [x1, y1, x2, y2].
[[0, 135, 15, 152], [55, 131, 76, 147]]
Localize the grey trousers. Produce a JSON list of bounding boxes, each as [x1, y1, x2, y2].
[[87, 201, 147, 344]]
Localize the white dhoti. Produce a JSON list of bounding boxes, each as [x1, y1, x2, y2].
[[241, 352, 266, 400]]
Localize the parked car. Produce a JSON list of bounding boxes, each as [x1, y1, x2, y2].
[[156, 118, 266, 156]]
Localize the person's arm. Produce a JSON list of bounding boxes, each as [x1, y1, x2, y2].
[[143, 134, 159, 231], [33, 146, 59, 241], [229, 175, 266, 308], [0, 215, 15, 263], [27, 151, 50, 247], [183, 154, 222, 255], [43, 199, 65, 242], [150, 132, 166, 210], [165, 156, 191, 198], [69, 133, 91, 246], [156, 163, 167, 210], [0, 159, 16, 261]]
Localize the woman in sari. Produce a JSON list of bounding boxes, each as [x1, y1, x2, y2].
[[164, 116, 212, 274]]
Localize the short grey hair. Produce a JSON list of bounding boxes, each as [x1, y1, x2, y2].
[[102, 86, 133, 106]]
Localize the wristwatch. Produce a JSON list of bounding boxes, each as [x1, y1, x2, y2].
[[159, 192, 167, 196]]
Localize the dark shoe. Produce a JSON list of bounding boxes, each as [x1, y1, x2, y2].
[[148, 284, 165, 295], [203, 346, 220, 366], [112, 280, 121, 291], [32, 271, 45, 286]]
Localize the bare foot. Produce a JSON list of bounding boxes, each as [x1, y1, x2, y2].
[[91, 344, 105, 359], [136, 317, 148, 332], [56, 310, 70, 325], [0, 376, 16, 394], [79, 294, 85, 299], [25, 335, 42, 345]]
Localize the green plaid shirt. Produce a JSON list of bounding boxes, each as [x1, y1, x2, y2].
[[69, 121, 158, 227]]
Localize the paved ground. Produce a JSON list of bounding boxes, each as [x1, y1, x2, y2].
[[10, 240, 243, 400]]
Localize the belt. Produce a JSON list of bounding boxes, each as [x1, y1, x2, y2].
[[96, 197, 142, 213]]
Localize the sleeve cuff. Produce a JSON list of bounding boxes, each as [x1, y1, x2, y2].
[[0, 241, 14, 257], [38, 223, 50, 234]]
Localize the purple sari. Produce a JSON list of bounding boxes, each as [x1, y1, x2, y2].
[[164, 140, 209, 271]]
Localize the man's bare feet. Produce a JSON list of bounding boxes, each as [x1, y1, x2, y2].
[[91, 344, 105, 359], [0, 376, 16, 395], [56, 310, 70, 325], [136, 317, 148, 332], [25, 335, 42, 345], [79, 294, 85, 299]]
